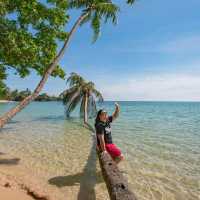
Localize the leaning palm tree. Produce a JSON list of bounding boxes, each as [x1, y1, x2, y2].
[[0, 0, 123, 128], [61, 73, 103, 124]]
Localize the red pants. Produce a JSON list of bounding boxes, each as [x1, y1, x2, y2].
[[97, 143, 121, 159]]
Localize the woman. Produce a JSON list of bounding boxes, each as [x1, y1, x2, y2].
[[95, 102, 124, 164]]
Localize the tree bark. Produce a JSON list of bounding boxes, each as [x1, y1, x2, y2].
[[0, 13, 89, 129], [98, 151, 137, 200], [84, 93, 88, 124]]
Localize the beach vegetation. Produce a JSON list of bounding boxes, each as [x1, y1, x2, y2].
[[0, 86, 62, 101], [61, 72, 103, 124]]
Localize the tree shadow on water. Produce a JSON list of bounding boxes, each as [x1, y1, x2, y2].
[[48, 136, 103, 200]]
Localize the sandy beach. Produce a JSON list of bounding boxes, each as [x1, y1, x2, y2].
[[0, 187, 33, 200], [0, 100, 13, 103], [0, 151, 67, 200]]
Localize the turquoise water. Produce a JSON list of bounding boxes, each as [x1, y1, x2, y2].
[[0, 101, 199, 200]]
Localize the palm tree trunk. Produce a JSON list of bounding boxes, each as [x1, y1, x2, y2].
[[0, 13, 89, 129], [84, 93, 88, 124]]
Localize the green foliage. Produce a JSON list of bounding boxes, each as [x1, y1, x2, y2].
[[0, 0, 135, 79], [0, 80, 9, 99], [0, 85, 61, 101], [0, 66, 8, 99], [0, 65, 6, 80], [36, 93, 62, 101], [68, 0, 120, 43], [61, 72, 104, 118], [0, 0, 69, 79], [126, 0, 135, 4], [0, 0, 136, 100], [9, 88, 31, 101]]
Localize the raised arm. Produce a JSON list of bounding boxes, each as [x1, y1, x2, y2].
[[112, 102, 120, 121]]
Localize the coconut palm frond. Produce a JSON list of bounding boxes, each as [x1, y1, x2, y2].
[[87, 81, 95, 88], [67, 0, 90, 9], [95, 2, 119, 24], [91, 12, 101, 43], [63, 92, 75, 107], [83, 81, 95, 92], [87, 95, 97, 118], [80, 95, 85, 118], [65, 93, 82, 117], [127, 0, 135, 5], [62, 88, 81, 106], [60, 85, 78, 97], [62, 72, 104, 122], [68, 0, 119, 42], [92, 88, 104, 102], [66, 72, 85, 87]]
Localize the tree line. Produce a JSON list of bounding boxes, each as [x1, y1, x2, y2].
[[0, 85, 62, 102]]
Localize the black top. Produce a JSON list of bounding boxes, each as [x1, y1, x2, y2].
[[95, 116, 113, 145]]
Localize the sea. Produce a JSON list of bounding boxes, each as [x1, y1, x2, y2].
[[0, 101, 199, 200]]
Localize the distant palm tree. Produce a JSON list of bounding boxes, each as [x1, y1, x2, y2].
[[61, 73, 103, 124]]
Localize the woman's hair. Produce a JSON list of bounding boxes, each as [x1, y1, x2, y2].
[[95, 109, 103, 126]]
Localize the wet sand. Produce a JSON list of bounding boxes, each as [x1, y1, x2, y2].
[[0, 139, 109, 200], [0, 186, 34, 200], [0, 151, 66, 200]]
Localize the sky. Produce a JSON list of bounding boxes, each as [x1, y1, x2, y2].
[[6, 0, 200, 101]]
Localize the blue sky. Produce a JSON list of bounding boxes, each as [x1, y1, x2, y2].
[[6, 0, 200, 101]]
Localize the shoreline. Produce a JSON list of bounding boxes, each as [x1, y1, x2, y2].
[[0, 100, 14, 103], [0, 172, 50, 200], [0, 186, 33, 200]]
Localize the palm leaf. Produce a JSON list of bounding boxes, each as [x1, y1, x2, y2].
[[92, 88, 104, 102], [67, 0, 90, 9], [68, 0, 119, 42], [65, 93, 83, 117], [80, 94, 85, 118], [66, 72, 85, 87], [60, 85, 78, 97], [127, 0, 135, 5], [63, 72, 104, 120], [87, 95, 97, 118], [91, 12, 101, 43], [62, 87, 80, 106], [85, 81, 95, 89], [94, 2, 119, 25]]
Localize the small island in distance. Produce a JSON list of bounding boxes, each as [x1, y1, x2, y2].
[[0, 87, 63, 102]]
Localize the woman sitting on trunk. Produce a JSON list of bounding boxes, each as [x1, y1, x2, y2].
[[95, 103, 124, 164]]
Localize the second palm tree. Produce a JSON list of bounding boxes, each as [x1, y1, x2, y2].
[[61, 73, 103, 124]]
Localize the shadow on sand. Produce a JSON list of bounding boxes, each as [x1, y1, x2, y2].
[[48, 136, 103, 200], [0, 158, 20, 165]]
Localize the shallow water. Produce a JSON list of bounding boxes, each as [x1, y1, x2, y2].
[[0, 101, 199, 200]]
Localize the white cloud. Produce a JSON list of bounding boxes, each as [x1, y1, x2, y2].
[[99, 73, 200, 101]]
